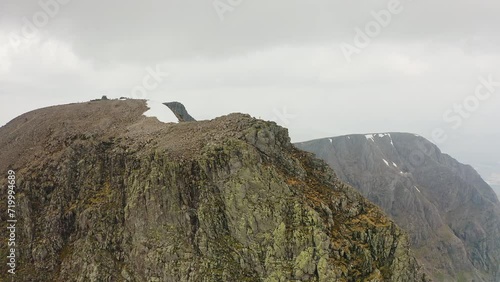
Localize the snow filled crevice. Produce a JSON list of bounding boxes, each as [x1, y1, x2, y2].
[[365, 134, 375, 142], [365, 133, 395, 147], [143, 100, 179, 123]]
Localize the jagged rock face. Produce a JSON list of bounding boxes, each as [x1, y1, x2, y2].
[[164, 101, 196, 122], [0, 100, 425, 282], [296, 133, 500, 282]]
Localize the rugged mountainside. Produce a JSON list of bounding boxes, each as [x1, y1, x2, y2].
[[0, 100, 425, 282], [296, 133, 500, 282]]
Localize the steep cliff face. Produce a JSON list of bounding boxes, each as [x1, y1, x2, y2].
[[0, 100, 424, 281], [296, 133, 500, 282]]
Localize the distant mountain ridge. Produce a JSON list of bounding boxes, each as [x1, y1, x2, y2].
[[296, 133, 500, 282]]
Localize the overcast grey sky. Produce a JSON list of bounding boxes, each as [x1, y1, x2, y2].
[[1, 0, 499, 186]]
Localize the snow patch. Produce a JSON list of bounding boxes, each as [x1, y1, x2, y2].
[[382, 159, 390, 166], [414, 186, 421, 193], [365, 134, 375, 142], [380, 133, 395, 146], [365, 133, 396, 147], [143, 100, 179, 123], [329, 138, 333, 144], [388, 134, 395, 146], [392, 162, 398, 167]]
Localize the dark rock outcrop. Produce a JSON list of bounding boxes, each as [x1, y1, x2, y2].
[[296, 133, 500, 282], [0, 101, 424, 281], [164, 101, 196, 122]]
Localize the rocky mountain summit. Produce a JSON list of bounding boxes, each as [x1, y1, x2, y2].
[[0, 100, 425, 281], [296, 133, 500, 282]]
